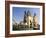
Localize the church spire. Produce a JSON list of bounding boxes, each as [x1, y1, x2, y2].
[[27, 10, 31, 16], [24, 10, 27, 23], [34, 13, 36, 17]]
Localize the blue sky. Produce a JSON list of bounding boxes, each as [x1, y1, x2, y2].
[[12, 7, 40, 24]]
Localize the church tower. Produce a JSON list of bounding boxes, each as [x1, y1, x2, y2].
[[24, 10, 27, 25], [33, 13, 38, 29], [27, 10, 33, 28]]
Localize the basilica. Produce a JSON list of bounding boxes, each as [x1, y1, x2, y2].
[[22, 10, 39, 29], [13, 10, 40, 30]]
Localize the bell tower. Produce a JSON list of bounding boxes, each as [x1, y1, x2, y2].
[[24, 10, 27, 25], [27, 10, 33, 29], [33, 13, 38, 29]]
